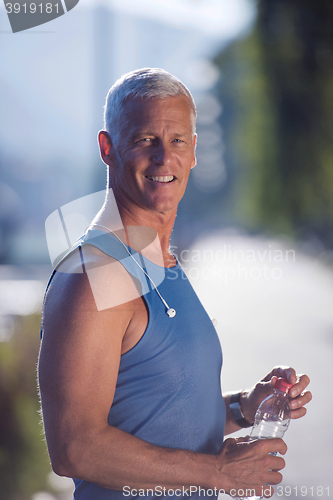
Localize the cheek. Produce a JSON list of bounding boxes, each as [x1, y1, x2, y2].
[[124, 152, 149, 171]]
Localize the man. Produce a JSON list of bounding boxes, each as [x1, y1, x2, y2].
[[38, 68, 311, 500]]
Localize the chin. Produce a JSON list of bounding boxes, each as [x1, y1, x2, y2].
[[143, 196, 179, 213], [148, 204, 175, 214], [147, 203, 177, 214]]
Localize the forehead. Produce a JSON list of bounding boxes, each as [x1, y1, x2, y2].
[[121, 95, 196, 135]]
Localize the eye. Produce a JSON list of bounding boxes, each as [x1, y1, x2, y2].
[[172, 138, 184, 143], [136, 137, 154, 143]]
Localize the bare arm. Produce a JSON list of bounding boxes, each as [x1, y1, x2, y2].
[[38, 263, 286, 495]]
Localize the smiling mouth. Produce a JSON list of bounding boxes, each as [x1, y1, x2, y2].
[[145, 175, 175, 183]]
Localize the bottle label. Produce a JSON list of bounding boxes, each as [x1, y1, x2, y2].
[[250, 419, 289, 439]]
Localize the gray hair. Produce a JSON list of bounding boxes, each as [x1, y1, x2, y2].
[[104, 68, 196, 143]]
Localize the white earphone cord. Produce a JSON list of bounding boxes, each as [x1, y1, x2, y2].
[[85, 224, 176, 318]]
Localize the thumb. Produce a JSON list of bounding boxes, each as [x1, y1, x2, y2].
[[257, 377, 277, 396], [234, 435, 251, 443]]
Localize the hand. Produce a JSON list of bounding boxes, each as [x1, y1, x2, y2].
[[240, 366, 312, 424], [216, 436, 287, 497]]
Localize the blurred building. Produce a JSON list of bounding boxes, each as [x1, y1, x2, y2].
[[0, 0, 255, 267]]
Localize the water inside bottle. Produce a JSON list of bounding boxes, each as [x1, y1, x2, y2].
[[251, 418, 290, 439]]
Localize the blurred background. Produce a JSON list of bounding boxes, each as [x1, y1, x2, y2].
[[0, 0, 333, 498]]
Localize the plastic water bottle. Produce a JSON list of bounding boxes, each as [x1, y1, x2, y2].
[[237, 378, 293, 500]]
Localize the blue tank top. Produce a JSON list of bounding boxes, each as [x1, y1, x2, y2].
[[44, 230, 226, 499]]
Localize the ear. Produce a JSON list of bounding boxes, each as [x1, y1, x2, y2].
[[191, 133, 197, 169], [98, 131, 113, 166]]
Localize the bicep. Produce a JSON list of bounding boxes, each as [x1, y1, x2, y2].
[[38, 269, 132, 457]]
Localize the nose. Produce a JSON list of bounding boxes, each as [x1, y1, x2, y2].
[[151, 142, 172, 166]]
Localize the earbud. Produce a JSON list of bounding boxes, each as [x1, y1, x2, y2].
[[167, 308, 176, 318]]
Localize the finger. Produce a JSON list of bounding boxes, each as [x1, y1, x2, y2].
[[264, 470, 284, 485], [234, 436, 250, 443], [252, 437, 288, 456], [289, 388, 312, 419], [267, 455, 286, 471], [262, 366, 297, 385], [289, 374, 311, 398], [217, 436, 248, 454], [290, 407, 307, 419], [289, 390, 312, 409], [275, 366, 297, 385]]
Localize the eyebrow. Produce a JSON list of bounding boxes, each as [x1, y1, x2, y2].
[[130, 130, 191, 140], [173, 133, 189, 139]]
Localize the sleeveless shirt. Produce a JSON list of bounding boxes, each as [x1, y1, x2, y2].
[[43, 230, 226, 499]]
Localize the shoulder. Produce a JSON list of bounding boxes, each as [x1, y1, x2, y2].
[[47, 243, 142, 311], [42, 245, 142, 345]]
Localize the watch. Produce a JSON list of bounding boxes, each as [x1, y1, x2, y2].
[[229, 392, 253, 428]]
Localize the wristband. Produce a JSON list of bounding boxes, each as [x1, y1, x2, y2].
[[229, 392, 253, 428]]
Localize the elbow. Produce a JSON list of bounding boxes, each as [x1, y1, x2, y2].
[[48, 440, 84, 479], [49, 448, 75, 478], [51, 455, 72, 478]]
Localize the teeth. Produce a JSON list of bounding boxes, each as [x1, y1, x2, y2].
[[146, 175, 174, 183]]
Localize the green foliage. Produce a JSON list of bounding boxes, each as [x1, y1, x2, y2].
[[0, 314, 52, 500], [215, 0, 333, 246]]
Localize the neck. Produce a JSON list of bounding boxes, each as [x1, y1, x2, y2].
[[91, 190, 177, 268]]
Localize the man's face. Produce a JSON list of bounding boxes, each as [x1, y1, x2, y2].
[[107, 94, 196, 215]]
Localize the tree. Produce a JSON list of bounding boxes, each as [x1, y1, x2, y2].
[[214, 0, 333, 247]]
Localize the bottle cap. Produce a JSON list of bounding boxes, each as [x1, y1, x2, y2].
[[275, 377, 293, 393]]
